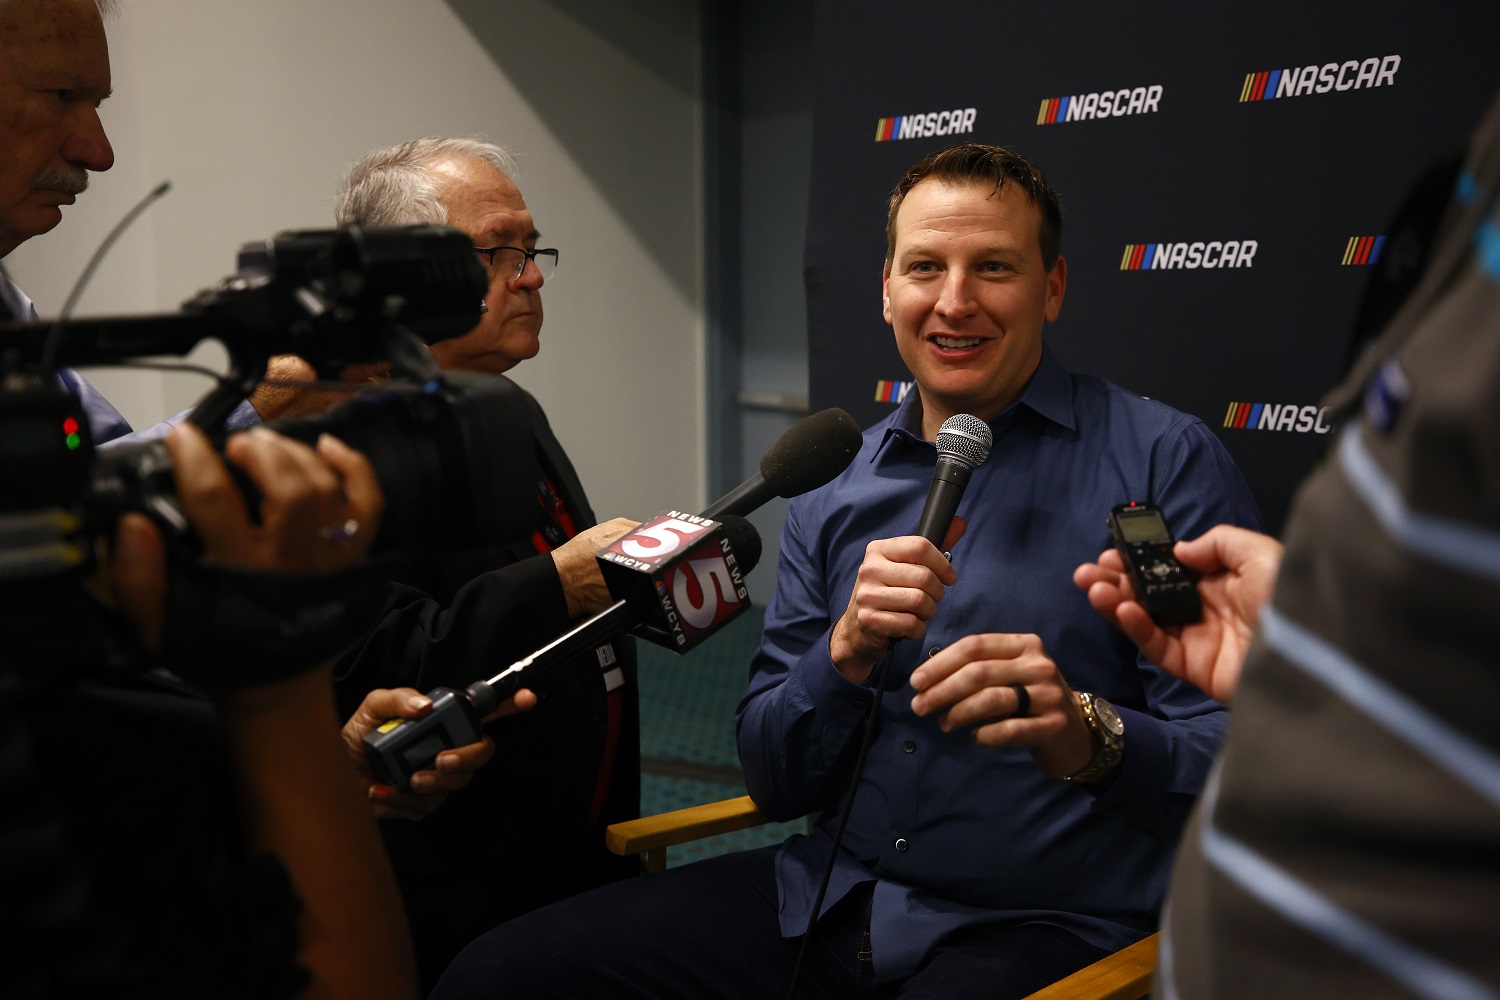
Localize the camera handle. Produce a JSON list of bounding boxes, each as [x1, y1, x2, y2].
[[183, 294, 444, 435]]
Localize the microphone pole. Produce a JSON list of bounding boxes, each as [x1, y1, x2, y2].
[[702, 407, 862, 519], [362, 408, 864, 791]]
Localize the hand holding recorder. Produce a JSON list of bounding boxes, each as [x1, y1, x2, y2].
[[1073, 522, 1285, 703]]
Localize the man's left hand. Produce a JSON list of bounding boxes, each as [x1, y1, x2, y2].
[[909, 633, 1096, 779]]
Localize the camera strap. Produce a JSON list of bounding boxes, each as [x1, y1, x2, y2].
[[160, 556, 398, 690]]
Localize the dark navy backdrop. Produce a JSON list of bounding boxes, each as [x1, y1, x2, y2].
[[805, 1, 1500, 530]]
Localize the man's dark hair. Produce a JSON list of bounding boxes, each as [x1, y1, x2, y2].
[[885, 143, 1064, 270]]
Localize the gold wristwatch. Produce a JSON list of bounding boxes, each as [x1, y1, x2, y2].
[[1067, 692, 1124, 785]]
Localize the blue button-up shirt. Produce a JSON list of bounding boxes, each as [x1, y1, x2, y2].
[[737, 347, 1262, 982]]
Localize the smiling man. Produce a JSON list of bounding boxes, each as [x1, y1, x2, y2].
[[430, 144, 1262, 1000], [879, 154, 1065, 441]]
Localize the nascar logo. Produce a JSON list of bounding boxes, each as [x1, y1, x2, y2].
[[1224, 401, 1332, 434], [1240, 54, 1400, 102], [874, 108, 977, 142], [1037, 84, 1162, 124], [1120, 240, 1258, 270], [1341, 235, 1386, 266], [875, 379, 913, 403]]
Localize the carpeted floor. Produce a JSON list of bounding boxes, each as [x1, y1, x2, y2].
[[636, 606, 806, 867]]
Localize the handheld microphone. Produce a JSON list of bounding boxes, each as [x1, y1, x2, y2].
[[363, 514, 763, 790], [786, 414, 991, 994], [702, 407, 862, 518], [913, 414, 992, 546]]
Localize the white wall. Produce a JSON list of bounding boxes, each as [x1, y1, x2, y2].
[[8, 0, 705, 521]]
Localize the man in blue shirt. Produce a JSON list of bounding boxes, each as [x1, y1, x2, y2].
[[431, 143, 1261, 1000]]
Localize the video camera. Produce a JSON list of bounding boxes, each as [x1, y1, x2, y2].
[[0, 224, 538, 585]]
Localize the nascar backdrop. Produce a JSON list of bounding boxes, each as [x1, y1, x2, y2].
[[805, 1, 1500, 530]]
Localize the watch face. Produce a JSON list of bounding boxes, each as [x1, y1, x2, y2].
[[1095, 698, 1125, 736]]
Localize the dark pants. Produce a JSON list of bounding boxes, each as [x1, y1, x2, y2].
[[428, 846, 1111, 1000]]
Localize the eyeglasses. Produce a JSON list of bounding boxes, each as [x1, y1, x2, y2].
[[473, 245, 559, 282]]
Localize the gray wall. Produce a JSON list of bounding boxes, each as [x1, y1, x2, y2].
[[714, 0, 815, 603], [8, 0, 706, 523]]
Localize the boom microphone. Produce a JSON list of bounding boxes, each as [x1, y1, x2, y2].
[[914, 414, 992, 546], [702, 408, 863, 518], [363, 514, 764, 789]]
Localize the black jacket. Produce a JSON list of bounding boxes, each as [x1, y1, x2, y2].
[[333, 388, 640, 989]]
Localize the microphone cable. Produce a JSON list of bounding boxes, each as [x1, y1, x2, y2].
[[784, 642, 898, 999], [784, 414, 991, 999]]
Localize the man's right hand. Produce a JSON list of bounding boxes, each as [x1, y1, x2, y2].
[[1072, 524, 1283, 703], [551, 516, 640, 618], [830, 531, 960, 684]]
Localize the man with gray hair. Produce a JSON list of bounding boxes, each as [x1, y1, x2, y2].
[[0, 0, 131, 440], [338, 137, 553, 375], [312, 136, 643, 991]]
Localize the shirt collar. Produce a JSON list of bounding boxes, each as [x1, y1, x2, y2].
[[876, 345, 1077, 461]]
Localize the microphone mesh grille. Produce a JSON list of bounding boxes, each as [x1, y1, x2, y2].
[[936, 414, 993, 468]]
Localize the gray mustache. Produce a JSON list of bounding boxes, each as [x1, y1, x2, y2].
[[33, 166, 90, 196]]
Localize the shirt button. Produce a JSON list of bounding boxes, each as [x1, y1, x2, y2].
[[903, 739, 916, 753], [927, 646, 941, 658], [895, 838, 909, 852]]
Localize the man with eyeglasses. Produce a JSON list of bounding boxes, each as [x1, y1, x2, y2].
[[276, 136, 640, 992]]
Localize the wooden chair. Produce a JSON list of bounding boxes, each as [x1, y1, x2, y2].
[[606, 798, 1158, 997], [1018, 932, 1157, 1000]]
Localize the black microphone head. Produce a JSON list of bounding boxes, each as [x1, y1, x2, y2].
[[715, 513, 764, 576], [935, 414, 992, 469], [759, 408, 863, 500]]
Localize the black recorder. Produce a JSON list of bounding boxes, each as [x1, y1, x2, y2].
[[1106, 502, 1202, 626]]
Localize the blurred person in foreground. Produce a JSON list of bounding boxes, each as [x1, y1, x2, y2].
[[1074, 92, 1500, 998], [2, 423, 418, 997]]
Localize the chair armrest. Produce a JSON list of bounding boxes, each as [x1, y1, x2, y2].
[[1018, 931, 1158, 1000], [606, 795, 768, 873], [606, 795, 767, 856]]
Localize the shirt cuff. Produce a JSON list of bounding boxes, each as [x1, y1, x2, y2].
[[793, 628, 883, 726], [1086, 703, 1170, 811]]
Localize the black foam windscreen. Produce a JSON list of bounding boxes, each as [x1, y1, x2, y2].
[[715, 513, 764, 575], [759, 407, 863, 498]]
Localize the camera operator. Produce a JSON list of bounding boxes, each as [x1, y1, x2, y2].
[[0, 0, 494, 827], [2, 422, 419, 998], [0, 0, 264, 451], [0, 0, 139, 441]]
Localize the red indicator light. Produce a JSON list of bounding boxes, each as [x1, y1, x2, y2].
[[63, 417, 80, 435]]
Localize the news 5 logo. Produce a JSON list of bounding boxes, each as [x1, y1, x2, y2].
[[602, 512, 751, 650]]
